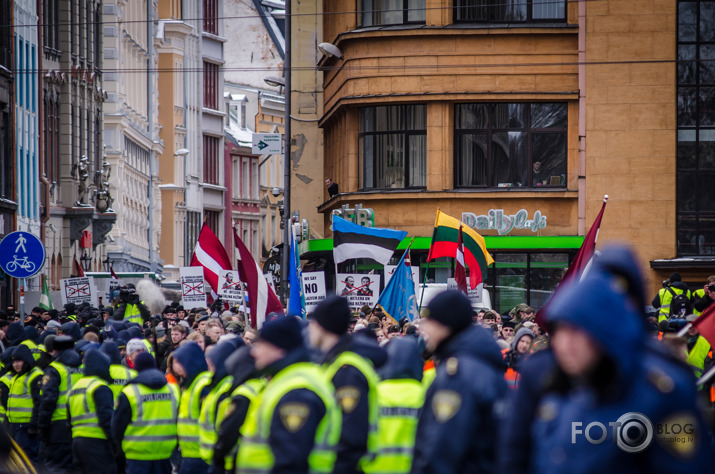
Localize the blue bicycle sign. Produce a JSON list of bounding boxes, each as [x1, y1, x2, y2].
[[0, 231, 45, 278]]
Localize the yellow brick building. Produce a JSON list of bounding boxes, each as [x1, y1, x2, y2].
[[298, 0, 713, 311]]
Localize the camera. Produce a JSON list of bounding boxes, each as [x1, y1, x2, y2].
[[662, 279, 670, 288], [708, 284, 715, 293]]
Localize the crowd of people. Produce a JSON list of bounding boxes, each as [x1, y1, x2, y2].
[[0, 244, 714, 473]]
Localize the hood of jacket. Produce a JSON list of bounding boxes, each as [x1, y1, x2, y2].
[[547, 267, 645, 381], [378, 337, 423, 381], [83, 348, 111, 382], [127, 326, 143, 340], [59, 322, 81, 341], [23, 326, 40, 345], [511, 327, 535, 351], [208, 339, 242, 382], [225, 345, 258, 388], [129, 368, 168, 390], [172, 341, 208, 387], [54, 348, 82, 368], [6, 322, 25, 345], [100, 341, 122, 365], [1, 347, 16, 366], [436, 324, 506, 372], [12, 344, 35, 373]]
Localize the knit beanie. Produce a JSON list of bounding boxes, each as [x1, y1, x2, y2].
[[133, 352, 157, 372], [423, 290, 473, 332], [311, 296, 351, 335], [258, 316, 303, 351]]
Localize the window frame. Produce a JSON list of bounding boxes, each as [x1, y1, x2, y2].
[[359, 0, 427, 28], [453, 102, 568, 189], [203, 61, 219, 110], [358, 104, 427, 191], [203, 134, 220, 185], [453, 0, 568, 24]]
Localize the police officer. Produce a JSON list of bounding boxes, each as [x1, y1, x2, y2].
[[235, 316, 341, 474], [529, 265, 713, 473], [37, 335, 83, 472], [111, 352, 179, 474], [652, 272, 692, 322], [308, 296, 384, 474], [212, 346, 264, 474], [412, 290, 507, 474], [362, 338, 425, 474], [100, 341, 138, 401], [6, 344, 42, 462], [172, 341, 212, 473], [198, 339, 241, 470], [0, 347, 17, 425], [68, 349, 116, 473]]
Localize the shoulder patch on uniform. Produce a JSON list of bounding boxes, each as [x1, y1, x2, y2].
[[336, 386, 360, 414], [432, 389, 461, 423], [279, 402, 309, 433], [655, 412, 699, 460], [42, 374, 50, 386], [647, 368, 674, 394], [446, 357, 458, 376]]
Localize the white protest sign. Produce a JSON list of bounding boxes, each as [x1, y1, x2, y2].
[[302, 272, 327, 312], [447, 278, 484, 305], [180, 266, 207, 309], [336, 273, 380, 311], [61, 277, 96, 306], [218, 270, 243, 302]]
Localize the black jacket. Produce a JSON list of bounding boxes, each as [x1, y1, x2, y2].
[[38, 349, 82, 429], [411, 325, 507, 474]]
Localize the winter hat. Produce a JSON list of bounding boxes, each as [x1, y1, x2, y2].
[[669, 272, 682, 283], [258, 316, 303, 351], [43, 334, 57, 353], [423, 290, 473, 333], [64, 303, 76, 314], [53, 335, 75, 351], [6, 322, 25, 345], [133, 352, 157, 372], [126, 338, 146, 356], [46, 320, 62, 329], [310, 296, 351, 335]]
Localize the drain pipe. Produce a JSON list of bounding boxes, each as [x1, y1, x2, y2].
[[577, 0, 587, 235]]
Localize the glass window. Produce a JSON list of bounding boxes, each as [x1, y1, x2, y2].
[[677, 1, 715, 255], [454, 0, 566, 23], [455, 103, 568, 188], [359, 104, 427, 189], [361, 0, 426, 27]]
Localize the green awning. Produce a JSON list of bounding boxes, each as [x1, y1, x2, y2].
[[300, 235, 584, 256]]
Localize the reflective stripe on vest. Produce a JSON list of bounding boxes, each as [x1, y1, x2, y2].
[[109, 365, 137, 401], [324, 351, 380, 458], [68, 376, 108, 439], [122, 382, 179, 460], [7, 368, 43, 423], [178, 371, 212, 458], [235, 362, 341, 474], [687, 336, 711, 379], [49, 362, 84, 421], [198, 375, 234, 463], [123, 304, 143, 325], [217, 378, 265, 472], [361, 379, 425, 474]]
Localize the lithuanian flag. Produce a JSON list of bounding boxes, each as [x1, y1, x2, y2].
[[427, 210, 494, 288]]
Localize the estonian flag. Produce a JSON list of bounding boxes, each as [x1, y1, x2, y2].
[[333, 216, 407, 266]]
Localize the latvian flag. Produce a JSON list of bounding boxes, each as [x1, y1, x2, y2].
[[427, 210, 494, 289], [190, 224, 233, 299], [333, 216, 407, 266]]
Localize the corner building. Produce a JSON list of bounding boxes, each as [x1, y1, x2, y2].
[[314, 0, 709, 308]]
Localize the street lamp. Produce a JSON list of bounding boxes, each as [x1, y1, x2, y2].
[[80, 250, 93, 272]]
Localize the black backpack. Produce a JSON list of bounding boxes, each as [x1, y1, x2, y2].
[[667, 287, 692, 317]]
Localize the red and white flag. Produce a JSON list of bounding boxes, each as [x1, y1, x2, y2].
[[110, 266, 119, 280], [190, 224, 233, 298], [535, 195, 609, 327], [234, 227, 283, 329], [455, 225, 468, 294]]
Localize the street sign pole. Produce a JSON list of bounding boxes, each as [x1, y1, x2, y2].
[[19, 278, 25, 320]]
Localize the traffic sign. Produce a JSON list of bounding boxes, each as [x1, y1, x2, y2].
[[252, 133, 283, 154], [0, 231, 45, 278]]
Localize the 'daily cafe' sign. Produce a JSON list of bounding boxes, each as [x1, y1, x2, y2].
[[462, 209, 547, 235]]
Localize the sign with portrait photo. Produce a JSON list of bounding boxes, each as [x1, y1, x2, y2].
[[218, 270, 243, 302], [336, 273, 380, 311]]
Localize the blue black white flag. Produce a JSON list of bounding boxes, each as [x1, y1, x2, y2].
[[376, 248, 419, 322], [332, 216, 407, 266]]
